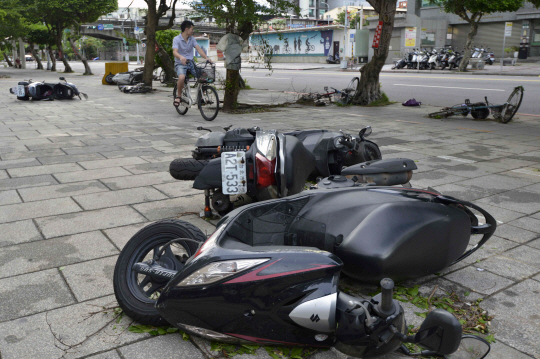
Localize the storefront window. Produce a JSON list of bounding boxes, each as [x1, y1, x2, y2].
[[421, 0, 438, 8], [532, 28, 540, 45]]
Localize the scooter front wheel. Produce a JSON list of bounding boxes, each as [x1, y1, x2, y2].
[[113, 220, 206, 326]]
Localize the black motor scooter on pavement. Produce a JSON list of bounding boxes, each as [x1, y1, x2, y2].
[[113, 185, 495, 358], [169, 126, 385, 216]]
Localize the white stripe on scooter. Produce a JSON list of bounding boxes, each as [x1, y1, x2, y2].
[[437, 156, 477, 163], [393, 84, 505, 91]]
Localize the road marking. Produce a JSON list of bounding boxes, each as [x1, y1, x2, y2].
[[511, 168, 540, 177], [437, 156, 477, 163], [396, 120, 423, 124], [337, 113, 368, 117], [393, 84, 505, 91], [384, 145, 411, 151], [244, 76, 290, 80], [516, 113, 540, 117], [265, 70, 540, 81], [457, 127, 493, 132]]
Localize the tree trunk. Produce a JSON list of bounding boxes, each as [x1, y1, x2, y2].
[[458, 20, 479, 72], [352, 0, 396, 105], [4, 53, 13, 67], [142, 0, 157, 87], [155, 40, 175, 82], [48, 46, 57, 71], [56, 30, 73, 73], [68, 37, 93, 75], [223, 69, 240, 111], [29, 43, 44, 70]]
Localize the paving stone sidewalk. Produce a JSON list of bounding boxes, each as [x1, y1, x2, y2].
[[0, 66, 539, 359]]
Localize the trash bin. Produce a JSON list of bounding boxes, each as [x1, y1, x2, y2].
[[102, 62, 129, 85], [518, 46, 528, 60]]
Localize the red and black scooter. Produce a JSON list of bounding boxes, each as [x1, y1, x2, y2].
[[113, 183, 495, 358]]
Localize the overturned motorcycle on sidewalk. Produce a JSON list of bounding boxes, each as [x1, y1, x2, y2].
[[169, 126, 386, 216], [113, 186, 495, 358], [9, 77, 88, 101]]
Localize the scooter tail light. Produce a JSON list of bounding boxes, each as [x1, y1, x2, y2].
[[255, 153, 277, 189]]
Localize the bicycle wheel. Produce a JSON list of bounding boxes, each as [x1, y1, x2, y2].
[[173, 84, 189, 115], [501, 86, 524, 124], [347, 77, 359, 93], [428, 109, 457, 118], [198, 85, 219, 121]]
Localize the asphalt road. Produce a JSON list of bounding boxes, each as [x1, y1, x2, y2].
[[239, 68, 540, 116], [44, 60, 540, 115]]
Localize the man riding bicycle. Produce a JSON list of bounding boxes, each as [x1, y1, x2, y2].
[[173, 20, 212, 107]]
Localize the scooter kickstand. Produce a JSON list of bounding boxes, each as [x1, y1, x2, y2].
[[204, 190, 213, 218]]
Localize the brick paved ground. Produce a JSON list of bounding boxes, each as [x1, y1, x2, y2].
[[0, 66, 539, 359]]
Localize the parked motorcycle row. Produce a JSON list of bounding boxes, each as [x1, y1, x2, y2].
[[393, 46, 495, 70], [113, 125, 496, 358], [9, 77, 88, 101]]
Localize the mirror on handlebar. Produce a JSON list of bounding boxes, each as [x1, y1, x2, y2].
[[59, 77, 66, 81], [445, 335, 491, 359], [414, 309, 462, 355], [359, 126, 372, 138]]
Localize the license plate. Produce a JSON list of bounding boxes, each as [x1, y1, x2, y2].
[[221, 152, 247, 195], [17, 85, 25, 97]]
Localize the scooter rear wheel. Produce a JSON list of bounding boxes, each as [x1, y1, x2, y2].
[[170, 158, 208, 180], [113, 220, 206, 326]]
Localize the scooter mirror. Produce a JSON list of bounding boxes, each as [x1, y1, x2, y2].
[[59, 77, 65, 81], [359, 126, 372, 138], [415, 309, 462, 355], [445, 335, 491, 359]]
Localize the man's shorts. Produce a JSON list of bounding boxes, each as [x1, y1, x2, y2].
[[175, 61, 198, 77]]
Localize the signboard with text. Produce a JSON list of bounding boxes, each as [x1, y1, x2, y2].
[[405, 27, 417, 47], [372, 21, 383, 49], [505, 22, 513, 37]]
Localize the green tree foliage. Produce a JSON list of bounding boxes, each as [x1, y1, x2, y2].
[[185, 0, 299, 111], [155, 29, 180, 68], [35, 0, 117, 72], [430, 0, 540, 71], [335, 10, 363, 28]]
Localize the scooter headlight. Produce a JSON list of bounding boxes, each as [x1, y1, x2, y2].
[[177, 259, 269, 286]]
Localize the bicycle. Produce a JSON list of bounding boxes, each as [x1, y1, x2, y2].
[[173, 60, 219, 121], [428, 86, 524, 124], [300, 77, 359, 106]]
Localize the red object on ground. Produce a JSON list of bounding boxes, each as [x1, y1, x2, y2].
[[372, 21, 383, 48]]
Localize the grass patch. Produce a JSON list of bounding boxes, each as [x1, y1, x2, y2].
[[364, 92, 396, 107], [221, 102, 291, 114]]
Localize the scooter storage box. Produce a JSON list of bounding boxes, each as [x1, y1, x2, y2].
[[221, 187, 474, 282]]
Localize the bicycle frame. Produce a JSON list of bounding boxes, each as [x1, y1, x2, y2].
[[181, 81, 204, 108]]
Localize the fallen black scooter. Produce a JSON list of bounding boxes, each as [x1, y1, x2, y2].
[[9, 77, 88, 101], [113, 187, 494, 357], [169, 126, 382, 216]]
